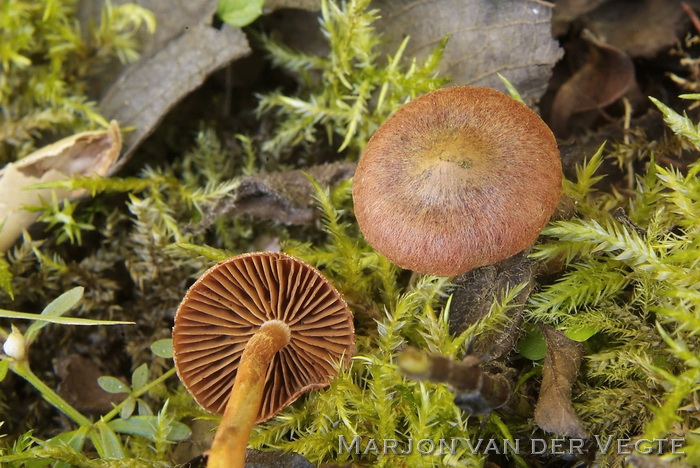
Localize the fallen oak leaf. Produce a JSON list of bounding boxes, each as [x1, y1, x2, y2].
[[0, 121, 121, 252], [534, 324, 588, 438]]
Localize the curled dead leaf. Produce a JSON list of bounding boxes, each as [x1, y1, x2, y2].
[[0, 121, 121, 252], [534, 325, 588, 438], [193, 162, 355, 230]]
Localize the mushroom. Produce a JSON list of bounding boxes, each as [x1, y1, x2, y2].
[[352, 86, 562, 276], [172, 252, 355, 468]]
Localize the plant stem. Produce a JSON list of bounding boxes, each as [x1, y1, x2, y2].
[[207, 320, 291, 468], [12, 361, 92, 427]]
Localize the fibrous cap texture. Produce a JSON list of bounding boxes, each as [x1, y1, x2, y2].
[[352, 86, 562, 276], [172, 252, 355, 422]]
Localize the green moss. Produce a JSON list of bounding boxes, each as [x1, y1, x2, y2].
[[526, 97, 700, 463], [0, 0, 155, 163], [2, 0, 700, 466], [256, 0, 448, 158]]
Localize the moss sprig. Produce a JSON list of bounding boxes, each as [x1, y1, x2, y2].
[[525, 94, 700, 462], [256, 0, 448, 157], [0, 0, 155, 162]]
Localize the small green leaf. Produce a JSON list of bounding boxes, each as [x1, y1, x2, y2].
[[25, 287, 84, 342], [137, 399, 153, 416], [91, 422, 125, 460], [120, 396, 136, 420], [40, 287, 84, 317], [108, 416, 192, 442], [0, 359, 9, 382], [45, 427, 88, 451], [518, 325, 547, 360], [497, 73, 524, 104], [564, 325, 599, 342], [0, 309, 133, 329], [97, 376, 130, 394], [131, 363, 149, 391], [151, 338, 174, 358], [217, 0, 265, 27]]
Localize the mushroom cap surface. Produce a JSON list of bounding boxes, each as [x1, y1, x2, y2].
[[352, 86, 562, 276], [172, 252, 355, 422]]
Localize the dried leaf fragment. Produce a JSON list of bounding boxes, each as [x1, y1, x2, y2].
[[550, 32, 634, 136], [56, 354, 127, 415], [534, 325, 588, 438], [0, 121, 121, 252], [195, 162, 355, 229]]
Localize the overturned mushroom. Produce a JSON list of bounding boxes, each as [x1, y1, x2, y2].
[[172, 252, 355, 468], [352, 86, 562, 276]]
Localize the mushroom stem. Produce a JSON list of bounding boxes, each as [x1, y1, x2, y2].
[[207, 320, 291, 468]]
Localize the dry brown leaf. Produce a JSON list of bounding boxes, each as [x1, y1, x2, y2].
[[550, 32, 634, 136], [553, 0, 609, 22], [99, 23, 250, 172], [534, 325, 588, 438], [374, 0, 563, 104], [195, 162, 355, 230], [55, 354, 126, 415], [585, 0, 696, 59], [0, 121, 121, 252]]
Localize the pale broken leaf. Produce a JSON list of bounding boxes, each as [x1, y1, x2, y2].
[[99, 23, 251, 171], [194, 162, 355, 229], [0, 121, 121, 252], [374, 0, 563, 105], [534, 325, 588, 438], [112, 0, 219, 58]]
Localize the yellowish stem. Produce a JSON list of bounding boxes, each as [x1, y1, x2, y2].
[[207, 320, 291, 468]]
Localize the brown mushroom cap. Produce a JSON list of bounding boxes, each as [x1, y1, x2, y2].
[[352, 86, 562, 276], [172, 252, 355, 422]]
